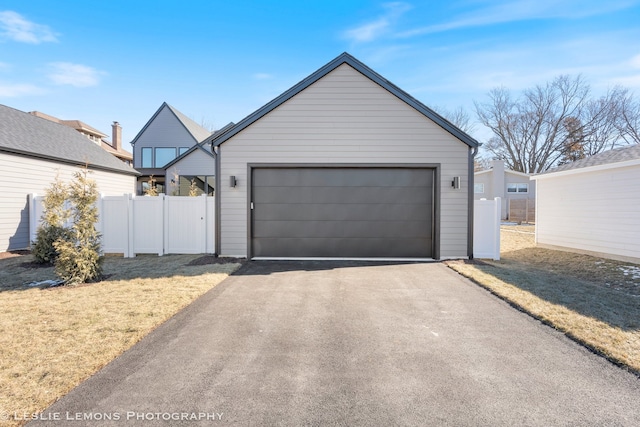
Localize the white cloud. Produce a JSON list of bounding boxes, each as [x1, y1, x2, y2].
[[343, 2, 412, 43], [47, 62, 105, 87], [0, 82, 45, 97], [396, 0, 639, 38], [630, 54, 640, 69], [0, 10, 58, 44], [253, 73, 273, 80]]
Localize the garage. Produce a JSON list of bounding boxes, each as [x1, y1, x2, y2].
[[250, 166, 436, 258], [204, 53, 479, 259]]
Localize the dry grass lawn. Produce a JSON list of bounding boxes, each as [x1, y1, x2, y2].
[[447, 224, 640, 376], [0, 254, 241, 427]]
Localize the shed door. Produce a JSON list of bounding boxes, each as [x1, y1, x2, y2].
[[251, 167, 434, 258]]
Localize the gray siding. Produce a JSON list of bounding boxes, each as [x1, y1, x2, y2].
[[133, 106, 199, 169], [165, 149, 215, 196], [219, 64, 470, 258], [0, 152, 135, 251]]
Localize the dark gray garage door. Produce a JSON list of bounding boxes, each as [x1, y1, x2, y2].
[[251, 167, 434, 258]]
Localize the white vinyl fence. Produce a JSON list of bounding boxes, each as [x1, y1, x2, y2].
[[474, 197, 501, 260], [29, 194, 215, 257]]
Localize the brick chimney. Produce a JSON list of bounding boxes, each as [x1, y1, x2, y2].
[[111, 121, 122, 151]]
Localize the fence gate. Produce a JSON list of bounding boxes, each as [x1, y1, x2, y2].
[[164, 195, 206, 254]]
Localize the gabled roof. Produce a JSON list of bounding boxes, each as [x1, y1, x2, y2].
[[475, 168, 531, 178], [101, 140, 133, 161], [0, 104, 139, 176], [163, 122, 235, 170], [30, 111, 107, 138], [59, 120, 107, 138], [205, 52, 479, 148], [533, 144, 640, 179], [130, 102, 211, 146]]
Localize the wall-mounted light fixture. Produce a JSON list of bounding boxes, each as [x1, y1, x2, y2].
[[452, 176, 460, 189], [230, 176, 237, 188]]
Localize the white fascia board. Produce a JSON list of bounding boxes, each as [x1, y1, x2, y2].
[[531, 158, 640, 180]]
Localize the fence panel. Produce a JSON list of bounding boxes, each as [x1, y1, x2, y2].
[[30, 194, 215, 257], [100, 195, 130, 254], [508, 199, 535, 223], [474, 197, 501, 260]]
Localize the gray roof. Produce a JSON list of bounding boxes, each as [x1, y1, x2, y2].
[[205, 52, 479, 149], [539, 144, 640, 175], [0, 104, 139, 175], [130, 102, 211, 146], [162, 122, 235, 170]]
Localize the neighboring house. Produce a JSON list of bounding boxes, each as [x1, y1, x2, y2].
[[532, 144, 640, 264], [164, 123, 234, 196], [474, 160, 535, 219], [29, 111, 133, 165], [0, 104, 140, 252], [202, 52, 479, 259], [130, 102, 212, 195]]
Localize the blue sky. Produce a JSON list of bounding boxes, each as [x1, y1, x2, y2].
[[1, 0, 640, 151]]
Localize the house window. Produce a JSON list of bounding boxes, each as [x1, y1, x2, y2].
[[176, 175, 215, 196], [507, 183, 529, 193], [155, 148, 177, 167], [141, 148, 153, 168], [179, 147, 189, 156], [474, 183, 484, 194]]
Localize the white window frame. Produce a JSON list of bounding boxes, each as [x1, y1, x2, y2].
[[507, 183, 529, 193]]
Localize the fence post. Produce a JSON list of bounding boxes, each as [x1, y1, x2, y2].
[[127, 194, 135, 258], [161, 194, 167, 256], [201, 194, 207, 254], [28, 193, 37, 247], [493, 197, 501, 260]]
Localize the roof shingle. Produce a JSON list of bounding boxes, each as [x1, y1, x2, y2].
[[539, 144, 640, 175], [0, 104, 138, 175]]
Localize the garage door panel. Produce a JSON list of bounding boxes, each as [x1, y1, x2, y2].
[[256, 202, 432, 222], [254, 220, 431, 239], [254, 186, 431, 205], [254, 168, 432, 188], [252, 167, 434, 258], [253, 237, 433, 258]]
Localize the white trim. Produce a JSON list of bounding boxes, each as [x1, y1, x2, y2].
[[504, 169, 532, 178], [531, 158, 640, 180], [507, 182, 529, 194], [251, 257, 438, 262], [474, 169, 531, 178]]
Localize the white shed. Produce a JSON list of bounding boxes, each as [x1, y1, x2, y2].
[[201, 53, 480, 260], [532, 144, 640, 263], [0, 104, 139, 252]]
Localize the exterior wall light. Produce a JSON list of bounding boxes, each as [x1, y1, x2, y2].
[[452, 176, 460, 189]]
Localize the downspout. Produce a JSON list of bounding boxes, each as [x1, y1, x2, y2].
[[212, 143, 221, 256], [468, 145, 479, 259]]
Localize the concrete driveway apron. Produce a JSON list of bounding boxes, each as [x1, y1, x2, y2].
[[30, 261, 640, 426]]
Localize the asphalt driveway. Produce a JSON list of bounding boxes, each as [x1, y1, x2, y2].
[[32, 261, 640, 426]]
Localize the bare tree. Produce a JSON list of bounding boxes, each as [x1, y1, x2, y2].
[[433, 105, 476, 135], [620, 92, 640, 144], [475, 75, 637, 173]]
